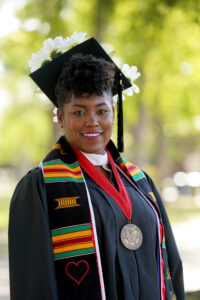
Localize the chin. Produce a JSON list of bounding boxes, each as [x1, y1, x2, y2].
[[80, 145, 105, 154]]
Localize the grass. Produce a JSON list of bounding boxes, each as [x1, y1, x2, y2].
[[186, 291, 200, 300], [165, 196, 200, 224]]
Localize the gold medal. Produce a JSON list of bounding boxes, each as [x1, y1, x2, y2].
[[120, 223, 143, 250]]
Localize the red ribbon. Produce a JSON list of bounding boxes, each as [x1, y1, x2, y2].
[[72, 146, 132, 221]]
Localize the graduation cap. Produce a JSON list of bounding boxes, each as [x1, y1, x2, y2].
[[30, 38, 132, 152]]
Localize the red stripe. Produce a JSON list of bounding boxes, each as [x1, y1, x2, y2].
[[127, 165, 137, 172], [159, 223, 166, 299], [44, 168, 82, 175], [53, 236, 93, 248], [72, 146, 132, 221]]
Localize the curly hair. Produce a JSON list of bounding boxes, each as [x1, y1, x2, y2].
[[55, 54, 115, 109]]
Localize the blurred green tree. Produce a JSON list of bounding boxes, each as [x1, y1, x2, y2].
[[104, 0, 200, 181], [1, 0, 200, 182]]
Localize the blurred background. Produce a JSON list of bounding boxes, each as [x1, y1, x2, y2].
[[0, 0, 200, 299]]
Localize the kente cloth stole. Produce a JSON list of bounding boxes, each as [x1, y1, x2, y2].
[[41, 138, 106, 300]]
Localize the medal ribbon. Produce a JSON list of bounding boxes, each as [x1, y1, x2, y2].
[[72, 146, 132, 221], [72, 145, 166, 299]]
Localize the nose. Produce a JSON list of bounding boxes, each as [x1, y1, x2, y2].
[[84, 113, 99, 127]]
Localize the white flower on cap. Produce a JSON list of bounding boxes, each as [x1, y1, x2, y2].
[[28, 48, 48, 72], [28, 32, 88, 72], [112, 64, 141, 102], [43, 36, 64, 52], [60, 32, 88, 52], [101, 43, 115, 56], [122, 64, 141, 96], [53, 107, 58, 123], [65, 31, 88, 48]]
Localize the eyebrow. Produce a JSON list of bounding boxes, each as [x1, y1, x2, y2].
[[72, 102, 108, 108]]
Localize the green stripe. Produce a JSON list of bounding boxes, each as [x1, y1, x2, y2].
[[44, 177, 83, 182], [43, 160, 79, 168], [116, 157, 123, 164], [51, 224, 91, 236], [54, 247, 95, 259], [162, 241, 166, 247], [133, 172, 144, 180]]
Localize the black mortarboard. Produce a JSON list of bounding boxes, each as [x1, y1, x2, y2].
[[30, 38, 132, 152]]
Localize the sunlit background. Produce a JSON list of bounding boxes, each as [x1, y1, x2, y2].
[[1, 0, 200, 299]]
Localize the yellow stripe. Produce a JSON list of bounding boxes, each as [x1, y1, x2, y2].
[[125, 162, 133, 167], [125, 162, 141, 176], [52, 230, 92, 242], [53, 233, 92, 244], [129, 169, 140, 176], [44, 172, 82, 179], [43, 165, 81, 172], [54, 242, 94, 254], [148, 192, 157, 202], [52, 144, 61, 150]]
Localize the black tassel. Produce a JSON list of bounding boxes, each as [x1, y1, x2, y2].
[[117, 74, 124, 152]]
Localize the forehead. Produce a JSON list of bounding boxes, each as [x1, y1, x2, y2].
[[67, 92, 113, 107]]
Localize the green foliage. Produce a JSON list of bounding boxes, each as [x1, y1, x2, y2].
[[0, 102, 53, 166], [1, 0, 200, 179], [102, 0, 200, 178]]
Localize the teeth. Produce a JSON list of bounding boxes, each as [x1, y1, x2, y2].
[[84, 133, 100, 137]]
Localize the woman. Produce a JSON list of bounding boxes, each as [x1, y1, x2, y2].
[[9, 33, 184, 300]]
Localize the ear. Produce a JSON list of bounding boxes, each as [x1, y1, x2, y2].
[[57, 108, 64, 128]]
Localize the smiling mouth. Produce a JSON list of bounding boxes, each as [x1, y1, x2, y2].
[[83, 133, 101, 137], [82, 133, 102, 140]]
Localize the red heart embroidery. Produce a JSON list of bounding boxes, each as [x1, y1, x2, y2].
[[65, 260, 89, 285]]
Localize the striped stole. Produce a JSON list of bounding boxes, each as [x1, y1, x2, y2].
[[41, 136, 106, 300]]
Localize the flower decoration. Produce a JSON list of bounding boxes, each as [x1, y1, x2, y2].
[[64, 31, 88, 50], [28, 31, 141, 122], [28, 49, 49, 73], [28, 32, 88, 72], [53, 107, 58, 123], [121, 64, 141, 96], [112, 64, 141, 103]]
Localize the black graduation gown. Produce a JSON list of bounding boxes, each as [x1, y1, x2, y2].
[[9, 167, 185, 300]]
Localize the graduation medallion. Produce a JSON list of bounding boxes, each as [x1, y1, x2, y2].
[[75, 149, 143, 250], [120, 223, 143, 250]]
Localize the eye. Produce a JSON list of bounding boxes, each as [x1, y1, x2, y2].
[[73, 111, 85, 116], [97, 109, 108, 115]]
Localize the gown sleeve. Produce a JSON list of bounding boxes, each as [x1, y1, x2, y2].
[[9, 167, 58, 300], [144, 172, 185, 300]]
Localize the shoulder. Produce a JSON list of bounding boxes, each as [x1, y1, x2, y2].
[[13, 167, 43, 194], [123, 159, 157, 188], [10, 167, 46, 212], [120, 159, 162, 204], [118, 158, 146, 182]]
